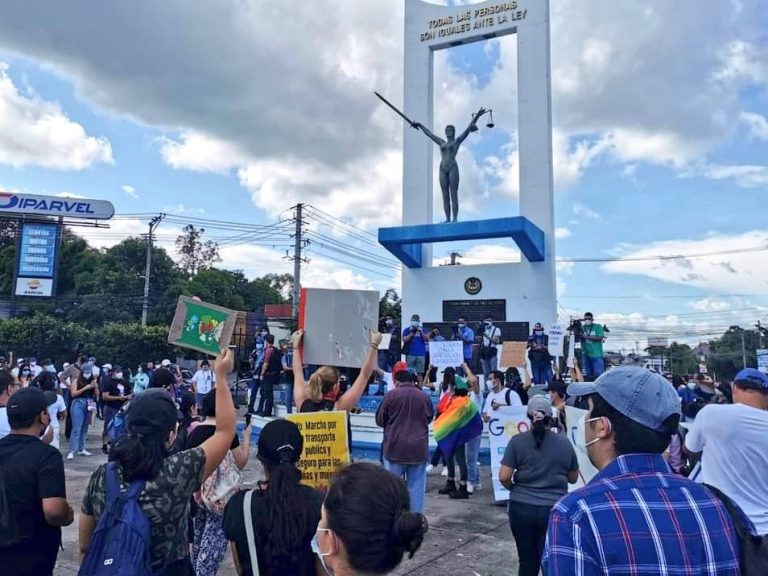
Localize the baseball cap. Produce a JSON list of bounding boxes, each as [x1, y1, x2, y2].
[[392, 361, 408, 379], [734, 368, 768, 390], [568, 366, 681, 433], [7, 387, 48, 428], [102, 363, 113, 371], [82, 363, 94, 378], [161, 359, 172, 367], [527, 395, 552, 422], [453, 375, 470, 391], [258, 419, 303, 465], [127, 389, 179, 435]]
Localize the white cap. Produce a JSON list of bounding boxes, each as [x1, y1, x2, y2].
[[103, 363, 113, 371], [63, 362, 70, 369], [161, 359, 172, 366]]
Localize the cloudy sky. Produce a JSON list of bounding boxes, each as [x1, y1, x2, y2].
[[0, 0, 767, 350]]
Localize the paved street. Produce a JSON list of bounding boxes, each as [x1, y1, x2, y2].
[[55, 414, 520, 575]]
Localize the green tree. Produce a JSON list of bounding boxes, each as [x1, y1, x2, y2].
[[91, 323, 176, 369], [667, 342, 698, 375], [707, 325, 760, 380], [175, 225, 220, 277], [263, 273, 293, 298], [379, 288, 402, 324], [0, 313, 89, 363]]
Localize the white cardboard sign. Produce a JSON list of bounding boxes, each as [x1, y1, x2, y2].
[[428, 340, 463, 367]]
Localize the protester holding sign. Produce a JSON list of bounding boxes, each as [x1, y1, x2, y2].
[[499, 395, 578, 576], [314, 462, 427, 575], [223, 419, 323, 576], [79, 349, 238, 576]]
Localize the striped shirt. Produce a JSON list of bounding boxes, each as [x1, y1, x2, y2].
[[542, 454, 751, 576]]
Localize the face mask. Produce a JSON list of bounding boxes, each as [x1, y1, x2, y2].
[[46, 365, 55, 373], [535, 329, 543, 335], [411, 321, 420, 328], [458, 323, 466, 329], [385, 320, 393, 327], [687, 382, 696, 390], [584, 320, 593, 327], [21, 370, 30, 377], [311, 531, 334, 576], [575, 414, 603, 449], [115, 372, 123, 380], [30, 362, 36, 367]]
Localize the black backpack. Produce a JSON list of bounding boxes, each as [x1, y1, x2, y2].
[[266, 347, 283, 374], [706, 484, 768, 575]]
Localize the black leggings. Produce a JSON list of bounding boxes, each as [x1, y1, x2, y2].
[[430, 447, 445, 467], [447, 443, 467, 483], [508, 500, 553, 576]]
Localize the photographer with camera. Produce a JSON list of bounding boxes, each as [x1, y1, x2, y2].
[[527, 323, 551, 385], [402, 314, 429, 378], [479, 315, 501, 385], [452, 317, 476, 373], [581, 312, 607, 381]]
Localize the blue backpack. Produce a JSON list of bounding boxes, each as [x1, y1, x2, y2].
[[105, 407, 128, 446], [79, 462, 153, 576]]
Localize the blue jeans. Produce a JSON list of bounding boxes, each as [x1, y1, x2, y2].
[[531, 361, 551, 385], [69, 397, 90, 453], [582, 356, 605, 381], [384, 460, 427, 513], [196, 393, 206, 410], [466, 435, 481, 485]]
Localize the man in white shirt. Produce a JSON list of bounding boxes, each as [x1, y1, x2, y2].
[[685, 367, 768, 535], [0, 371, 20, 439], [29, 357, 43, 378], [191, 359, 216, 409], [480, 316, 502, 386], [483, 369, 522, 420]]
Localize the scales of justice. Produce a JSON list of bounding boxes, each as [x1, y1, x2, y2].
[[375, 91, 495, 223]]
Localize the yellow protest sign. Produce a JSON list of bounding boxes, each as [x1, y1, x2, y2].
[[286, 411, 350, 490]]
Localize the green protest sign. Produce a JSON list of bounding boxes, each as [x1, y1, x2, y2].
[[168, 296, 238, 356]]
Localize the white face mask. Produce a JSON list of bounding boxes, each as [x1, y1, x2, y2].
[[575, 414, 604, 459], [687, 382, 696, 390], [311, 530, 334, 576], [115, 372, 123, 380]]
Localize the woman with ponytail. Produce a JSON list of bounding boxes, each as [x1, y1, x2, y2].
[[498, 395, 579, 576], [313, 462, 427, 575], [79, 349, 238, 576], [223, 418, 322, 575]]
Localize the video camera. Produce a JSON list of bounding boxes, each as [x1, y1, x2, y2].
[[568, 317, 610, 343]]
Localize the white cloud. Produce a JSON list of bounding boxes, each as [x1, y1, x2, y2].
[[602, 230, 768, 294], [686, 163, 768, 189], [572, 202, 600, 219], [555, 227, 571, 240], [159, 132, 247, 173], [55, 191, 87, 199], [0, 63, 112, 170], [688, 297, 731, 312], [121, 185, 138, 198], [740, 112, 768, 140]]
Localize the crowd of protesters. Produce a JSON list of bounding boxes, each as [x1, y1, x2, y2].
[[0, 307, 766, 576]]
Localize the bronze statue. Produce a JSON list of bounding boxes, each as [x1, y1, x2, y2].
[[374, 92, 489, 223], [412, 108, 488, 222]]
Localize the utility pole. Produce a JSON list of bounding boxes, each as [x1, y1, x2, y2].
[[287, 204, 308, 320], [741, 330, 747, 369], [141, 214, 165, 327]]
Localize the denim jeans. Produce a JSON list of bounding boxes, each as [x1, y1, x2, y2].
[[582, 356, 605, 381], [384, 460, 427, 513], [531, 361, 552, 385], [69, 397, 90, 453], [466, 435, 481, 485], [247, 375, 261, 413], [480, 355, 498, 383]]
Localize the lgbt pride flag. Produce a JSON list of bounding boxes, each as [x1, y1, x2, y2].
[[433, 395, 483, 458]]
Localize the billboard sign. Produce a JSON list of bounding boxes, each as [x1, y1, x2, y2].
[[0, 191, 114, 220], [14, 222, 60, 298]]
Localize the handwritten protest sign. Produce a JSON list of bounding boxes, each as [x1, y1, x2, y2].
[[548, 323, 565, 357], [286, 411, 350, 490], [498, 341, 527, 369], [168, 296, 237, 356], [299, 288, 379, 368], [429, 340, 463, 367], [487, 407, 530, 501], [564, 406, 599, 489]]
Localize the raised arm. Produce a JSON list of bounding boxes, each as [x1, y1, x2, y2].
[[413, 122, 445, 146], [200, 349, 237, 480], [456, 107, 487, 146], [292, 330, 309, 408], [335, 330, 383, 412]]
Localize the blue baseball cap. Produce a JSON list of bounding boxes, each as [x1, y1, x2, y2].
[[734, 368, 768, 390], [568, 366, 681, 432]]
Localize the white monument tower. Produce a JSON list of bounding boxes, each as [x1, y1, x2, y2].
[[379, 0, 555, 338]]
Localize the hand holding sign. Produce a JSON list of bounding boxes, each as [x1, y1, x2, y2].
[[429, 341, 463, 367]]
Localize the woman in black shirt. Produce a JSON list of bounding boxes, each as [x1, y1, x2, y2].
[[223, 419, 323, 575]]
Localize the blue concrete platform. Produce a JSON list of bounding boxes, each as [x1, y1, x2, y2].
[[378, 216, 545, 268]]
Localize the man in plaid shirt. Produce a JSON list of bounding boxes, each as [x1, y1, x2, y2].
[[542, 366, 753, 575]]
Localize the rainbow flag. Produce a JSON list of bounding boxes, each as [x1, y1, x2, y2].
[[433, 395, 483, 458]]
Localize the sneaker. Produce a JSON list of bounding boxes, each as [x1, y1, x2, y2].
[[473, 482, 482, 491], [425, 464, 434, 475], [441, 467, 449, 477], [78, 450, 92, 456], [67, 452, 74, 460], [466, 482, 474, 494]]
